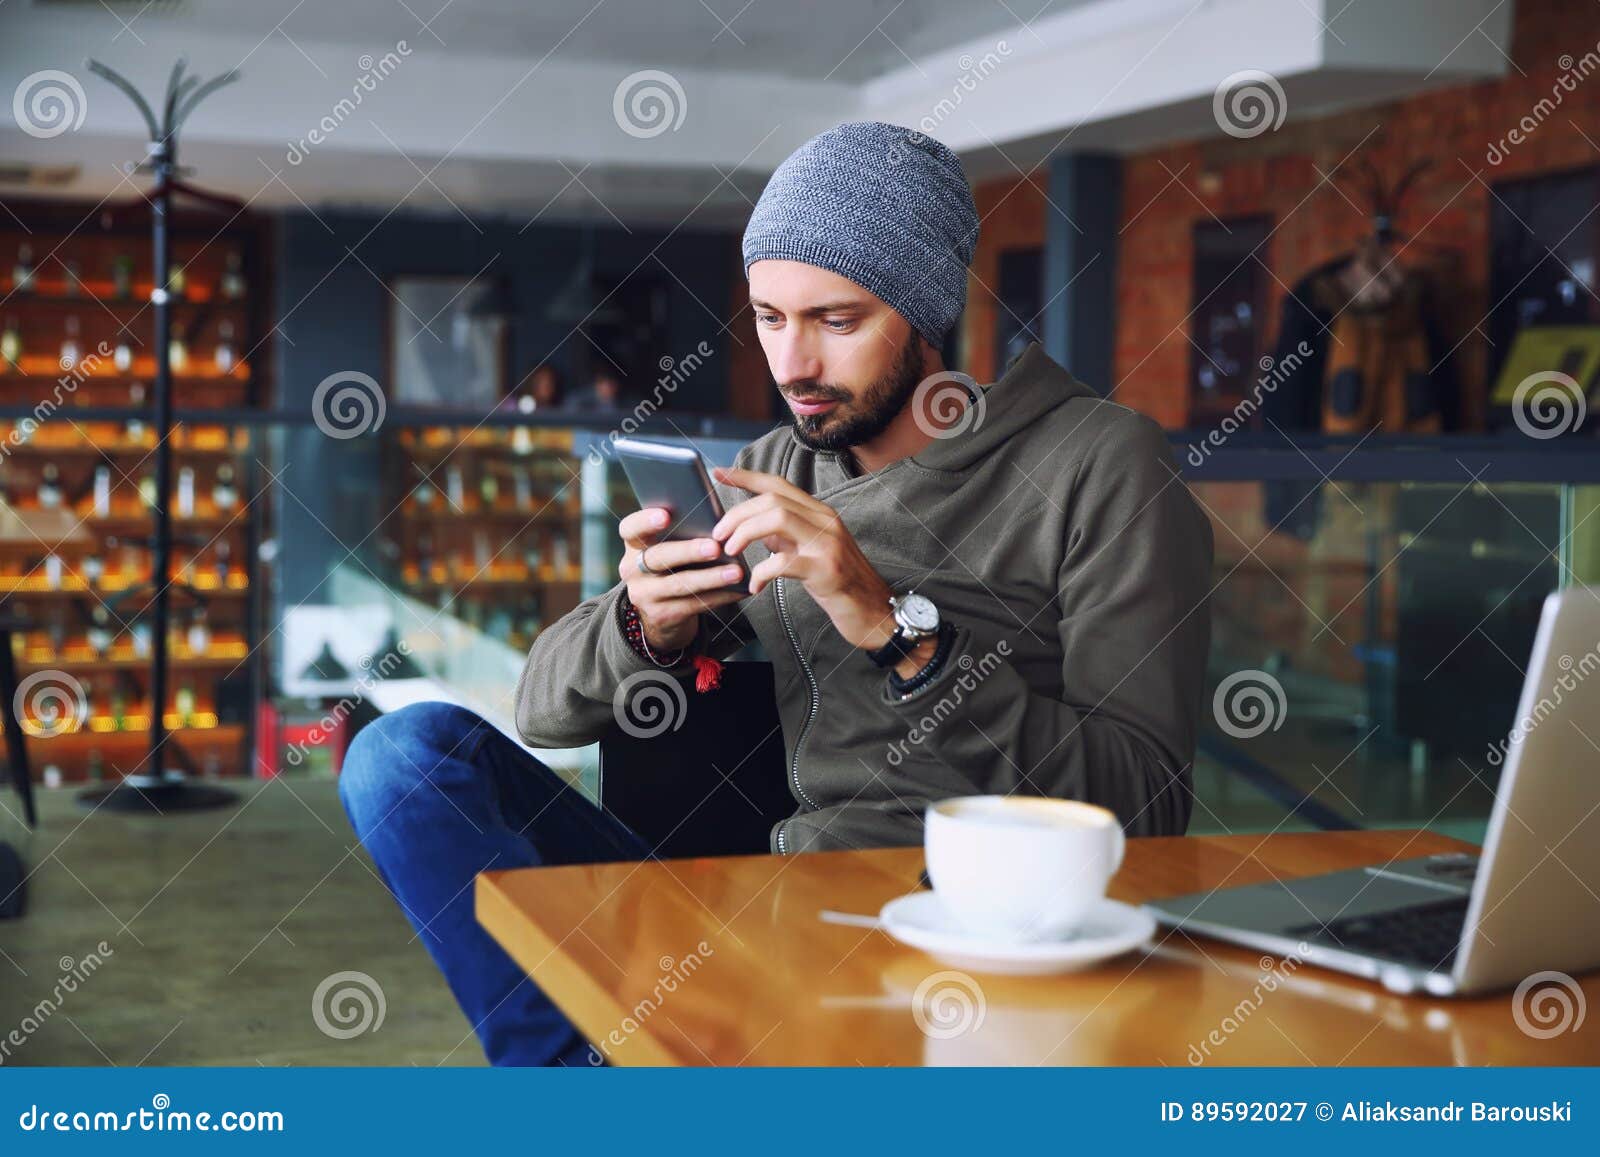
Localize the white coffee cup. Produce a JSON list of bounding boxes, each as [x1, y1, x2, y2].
[[924, 795, 1126, 942]]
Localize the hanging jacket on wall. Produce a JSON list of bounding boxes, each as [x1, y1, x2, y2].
[[1259, 257, 1459, 537], [1321, 279, 1442, 435]]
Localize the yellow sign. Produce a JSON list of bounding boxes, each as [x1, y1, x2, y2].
[[1491, 326, 1600, 405]]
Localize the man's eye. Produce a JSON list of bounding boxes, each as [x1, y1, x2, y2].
[[823, 318, 854, 332], [755, 312, 781, 326]]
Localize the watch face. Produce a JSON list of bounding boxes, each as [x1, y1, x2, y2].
[[897, 593, 940, 632]]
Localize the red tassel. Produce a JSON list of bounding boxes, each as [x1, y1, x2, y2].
[[691, 654, 724, 692]]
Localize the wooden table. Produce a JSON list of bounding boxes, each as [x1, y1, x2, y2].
[[477, 829, 1600, 1066]]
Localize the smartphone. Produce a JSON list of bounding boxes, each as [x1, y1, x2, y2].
[[612, 437, 750, 596]]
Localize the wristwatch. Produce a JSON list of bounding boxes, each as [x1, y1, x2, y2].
[[865, 590, 941, 668]]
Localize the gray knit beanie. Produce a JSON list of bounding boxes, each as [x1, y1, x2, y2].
[[742, 122, 978, 348]]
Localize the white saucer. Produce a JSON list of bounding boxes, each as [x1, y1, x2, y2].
[[879, 891, 1156, 976]]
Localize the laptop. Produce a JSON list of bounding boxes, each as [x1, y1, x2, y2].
[[1147, 587, 1600, 996]]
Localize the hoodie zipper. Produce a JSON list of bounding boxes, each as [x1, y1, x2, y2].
[[774, 577, 820, 853]]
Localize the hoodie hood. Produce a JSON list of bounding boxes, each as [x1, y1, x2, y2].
[[783, 342, 1099, 481], [912, 342, 1099, 472]]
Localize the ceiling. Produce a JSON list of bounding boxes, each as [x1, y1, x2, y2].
[[2, 0, 1515, 220], [27, 0, 1091, 84]]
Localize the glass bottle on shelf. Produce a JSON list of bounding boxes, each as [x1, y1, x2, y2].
[[38, 462, 63, 509], [412, 478, 437, 509], [114, 338, 133, 372], [220, 250, 246, 300], [168, 262, 187, 299], [111, 254, 134, 300], [62, 259, 82, 297], [128, 380, 147, 420], [186, 606, 210, 655], [11, 244, 34, 293], [480, 467, 499, 510], [213, 463, 239, 511], [82, 551, 104, 589], [44, 552, 63, 590], [110, 686, 127, 731], [169, 324, 189, 373], [138, 472, 157, 509], [1, 317, 21, 370], [214, 320, 236, 373], [513, 467, 532, 510], [93, 464, 112, 516], [446, 464, 465, 510], [86, 606, 112, 654], [214, 537, 232, 584], [175, 679, 196, 726], [177, 465, 196, 517], [59, 315, 81, 371], [416, 532, 435, 581], [552, 535, 570, 577], [131, 621, 151, 660], [512, 425, 533, 456]]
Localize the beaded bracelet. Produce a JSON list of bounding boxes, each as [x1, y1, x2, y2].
[[616, 590, 725, 691], [888, 621, 956, 701]]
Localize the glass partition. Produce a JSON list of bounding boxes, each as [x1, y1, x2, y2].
[[9, 404, 1595, 847]]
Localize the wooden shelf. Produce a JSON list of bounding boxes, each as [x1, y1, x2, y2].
[[400, 503, 576, 523], [0, 438, 245, 458], [0, 579, 249, 599], [0, 360, 249, 382], [402, 569, 581, 590], [16, 651, 248, 674]]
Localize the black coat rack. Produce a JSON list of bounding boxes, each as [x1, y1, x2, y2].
[[76, 58, 242, 814]]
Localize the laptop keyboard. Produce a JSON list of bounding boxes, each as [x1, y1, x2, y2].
[[1287, 895, 1469, 970]]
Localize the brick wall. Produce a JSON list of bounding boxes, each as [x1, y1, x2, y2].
[[964, 0, 1600, 429]]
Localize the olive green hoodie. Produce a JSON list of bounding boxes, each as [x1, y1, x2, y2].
[[515, 344, 1214, 852]]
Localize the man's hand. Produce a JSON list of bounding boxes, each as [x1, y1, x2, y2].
[[710, 466, 902, 655], [618, 507, 748, 651]]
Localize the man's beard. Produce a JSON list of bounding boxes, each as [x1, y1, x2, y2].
[[782, 332, 924, 452]]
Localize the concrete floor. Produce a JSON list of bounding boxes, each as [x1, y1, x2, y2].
[[0, 778, 483, 1067]]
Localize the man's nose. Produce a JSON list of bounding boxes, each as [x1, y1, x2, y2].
[[768, 331, 823, 388]]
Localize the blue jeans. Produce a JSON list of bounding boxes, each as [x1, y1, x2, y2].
[[338, 700, 650, 1066]]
